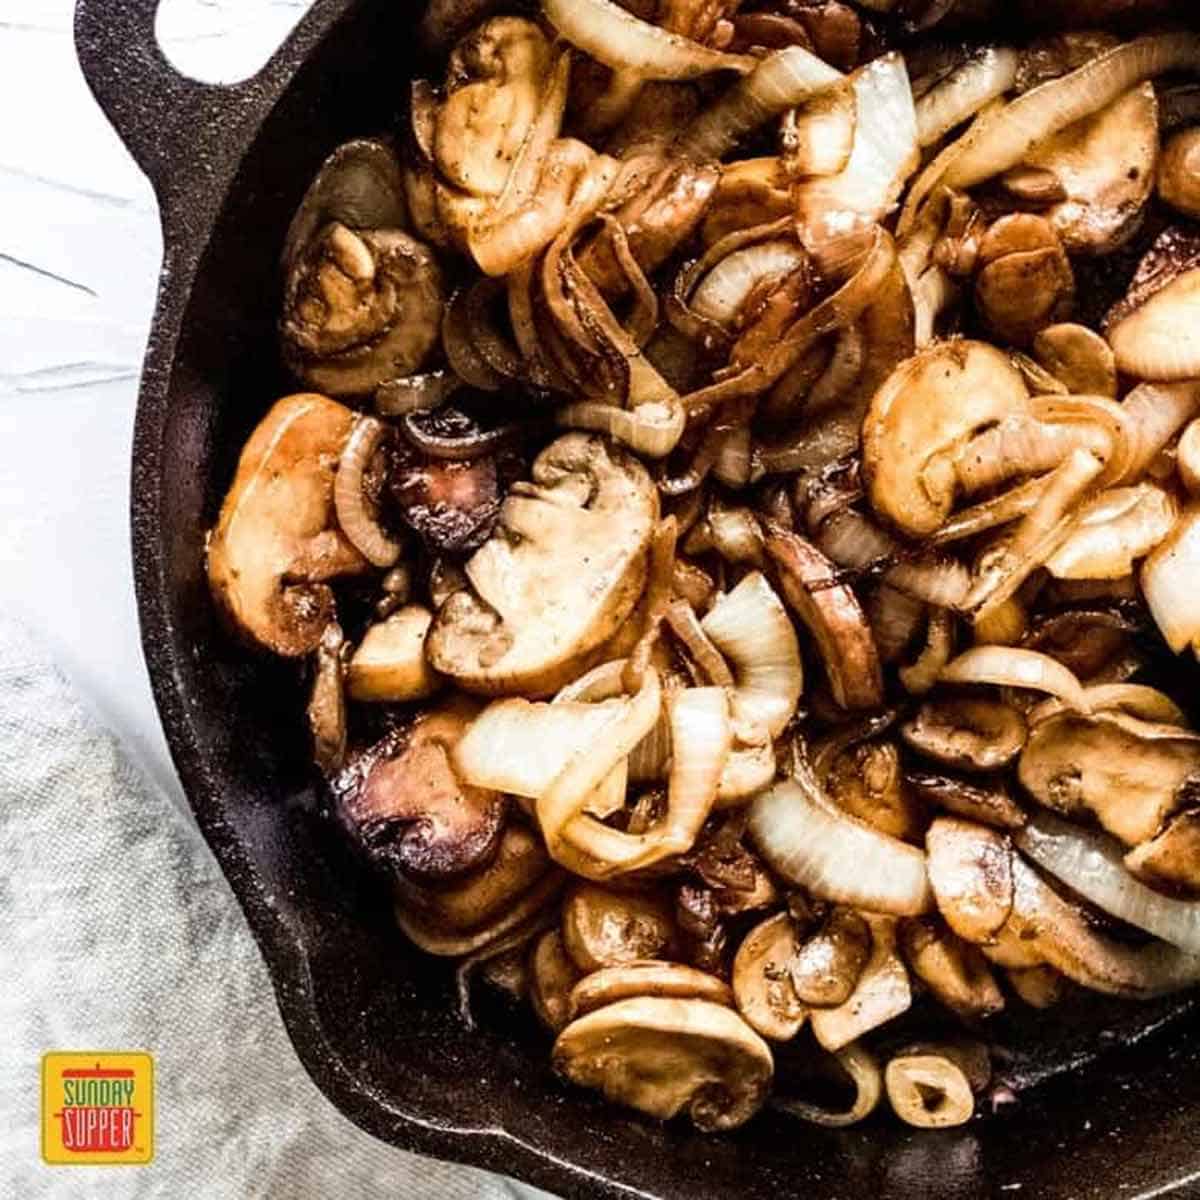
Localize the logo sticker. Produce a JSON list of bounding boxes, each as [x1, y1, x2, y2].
[[41, 1052, 154, 1165]]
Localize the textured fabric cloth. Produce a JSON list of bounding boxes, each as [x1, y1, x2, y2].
[[0, 616, 545, 1199]]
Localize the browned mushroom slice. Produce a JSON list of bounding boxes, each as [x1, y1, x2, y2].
[[561, 884, 677, 973], [553, 997, 773, 1130], [974, 214, 1074, 344], [1017, 708, 1200, 846], [1159, 127, 1200, 220], [1125, 810, 1200, 894], [347, 605, 442, 702], [207, 394, 368, 657], [824, 739, 926, 842], [1006, 963, 1067, 1008], [899, 916, 1005, 1020], [427, 434, 657, 696], [901, 696, 1027, 773], [570, 961, 733, 1020], [862, 340, 1030, 537], [530, 928, 584, 1032], [810, 916, 911, 1052], [1033, 323, 1117, 397], [282, 223, 445, 397], [333, 699, 507, 883], [766, 527, 883, 710], [885, 1040, 987, 1129], [907, 771, 1026, 830], [1019, 83, 1158, 256], [790, 908, 872, 1008], [926, 818, 1014, 944], [732, 912, 807, 1042], [307, 622, 348, 773]]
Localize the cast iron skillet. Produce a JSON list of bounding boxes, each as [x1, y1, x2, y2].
[[75, 1, 1200, 1195]]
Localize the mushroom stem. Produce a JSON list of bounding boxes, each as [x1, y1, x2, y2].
[[885, 1044, 980, 1129]]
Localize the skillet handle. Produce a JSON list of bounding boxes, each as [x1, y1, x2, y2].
[[72, 0, 240, 205]]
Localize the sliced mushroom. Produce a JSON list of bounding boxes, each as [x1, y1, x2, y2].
[[1022, 606, 1140, 680], [1017, 708, 1200, 846], [561, 884, 677, 973], [571, 961, 733, 1021], [810, 916, 911, 1053], [902, 696, 1027, 773], [900, 916, 1005, 1021], [766, 526, 883, 710], [825, 739, 926, 842], [427, 434, 657, 696], [885, 1041, 985, 1129], [907, 771, 1027, 830], [732, 912, 807, 1042], [926, 818, 1014, 944], [530, 928, 584, 1032], [1159, 126, 1200, 219], [1125, 809, 1200, 894], [347, 605, 442, 702], [1006, 963, 1067, 1008], [1178, 419, 1200, 496], [207, 394, 368, 656], [1142, 503, 1200, 655], [863, 340, 1030, 537], [281, 222, 445, 397], [790, 907, 872, 1008], [307, 621, 348, 773], [553, 996, 773, 1130], [1033, 323, 1117, 397], [1019, 82, 1158, 256], [973, 214, 1074, 345], [332, 698, 507, 882]]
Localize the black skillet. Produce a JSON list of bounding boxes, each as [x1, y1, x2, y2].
[[74, 1, 1200, 1195]]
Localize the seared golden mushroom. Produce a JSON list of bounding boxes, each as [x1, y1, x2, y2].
[[570, 961, 733, 1020], [900, 916, 1005, 1020], [530, 929, 584, 1032], [790, 907, 872, 1008], [1006, 963, 1067, 1008], [347, 605, 442, 702], [393, 823, 562, 955], [885, 1039, 989, 1129], [561, 884, 677, 973], [901, 695, 1027, 773], [1017, 707, 1200, 845], [973, 214, 1074, 345], [732, 912, 807, 1041], [307, 622, 348, 773], [207, 394, 368, 657], [1125, 810, 1200, 894], [824, 739, 926, 842], [1159, 127, 1200, 220], [1177, 420, 1200, 496], [427, 434, 658, 696], [333, 699, 507, 883], [926, 818, 1014, 944], [553, 996, 773, 1130], [1142, 504, 1200, 656], [906, 771, 1026, 830], [863, 340, 1030, 537], [1033, 323, 1117, 397], [810, 917, 912, 1052]]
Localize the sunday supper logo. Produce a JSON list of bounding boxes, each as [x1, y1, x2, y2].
[[41, 1053, 154, 1165]]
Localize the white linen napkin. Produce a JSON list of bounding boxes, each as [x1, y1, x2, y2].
[[0, 614, 550, 1200]]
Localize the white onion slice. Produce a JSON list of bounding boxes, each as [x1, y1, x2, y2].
[[1142, 504, 1200, 655], [939, 646, 1090, 712], [542, 0, 755, 80], [1016, 813, 1200, 955], [556, 396, 685, 459], [1119, 381, 1200, 483], [334, 417, 402, 568], [915, 46, 1019, 147], [1045, 483, 1178, 580], [1108, 268, 1200, 381], [748, 773, 933, 917], [689, 241, 809, 329], [677, 46, 842, 161], [783, 83, 857, 180]]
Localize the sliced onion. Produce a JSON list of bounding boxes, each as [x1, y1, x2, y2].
[[775, 1042, 883, 1128], [707, 500, 765, 566], [1178, 419, 1200, 495], [676, 45, 842, 161], [899, 607, 955, 696], [689, 241, 809, 329], [1142, 504, 1200, 655], [443, 286, 505, 391], [939, 646, 1090, 712], [665, 601, 735, 687], [782, 82, 857, 179], [334, 417, 402, 568], [943, 33, 1200, 190], [748, 771, 933, 917], [1084, 683, 1187, 727], [401, 412, 523, 461], [915, 47, 1018, 147], [955, 415, 1109, 497], [542, 0, 755, 80], [1017, 814, 1200, 955], [807, 323, 865, 413], [930, 474, 1051, 545], [702, 571, 803, 738], [713, 424, 753, 488], [556, 397, 685, 459], [1045, 484, 1178, 580], [912, 265, 958, 349], [1119, 382, 1200, 482], [375, 369, 461, 416]]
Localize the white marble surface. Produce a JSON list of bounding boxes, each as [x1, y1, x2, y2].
[[2, 2, 550, 1195]]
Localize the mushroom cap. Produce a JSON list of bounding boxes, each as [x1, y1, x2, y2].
[[561, 884, 677, 973], [1017, 709, 1200, 846], [553, 996, 773, 1130], [732, 912, 807, 1042], [1033, 322, 1117, 397], [789, 907, 873, 1009], [901, 695, 1028, 773], [974, 214, 1074, 345], [863, 340, 1030, 537], [427, 433, 658, 696], [569, 960, 733, 1020], [207, 394, 368, 657], [1125, 810, 1200, 894], [347, 604, 443, 702], [530, 929, 583, 1032], [1158, 126, 1200, 221], [926, 817, 1014, 944]]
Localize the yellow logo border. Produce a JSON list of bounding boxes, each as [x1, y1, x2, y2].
[[41, 1051, 155, 1167]]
